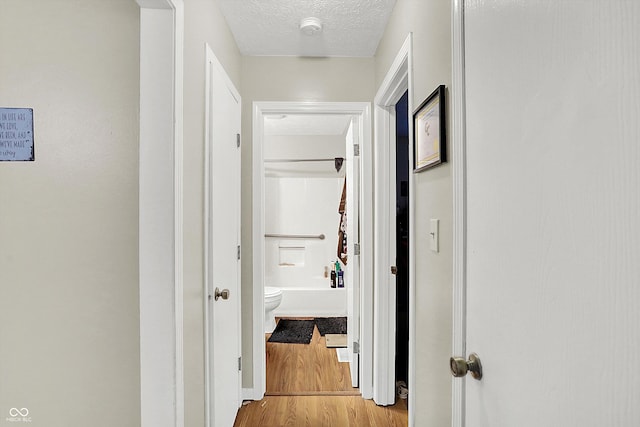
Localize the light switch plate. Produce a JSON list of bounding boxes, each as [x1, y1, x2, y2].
[[430, 219, 439, 252]]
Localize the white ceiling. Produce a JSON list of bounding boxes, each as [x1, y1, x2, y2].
[[216, 0, 397, 57], [264, 114, 352, 136]]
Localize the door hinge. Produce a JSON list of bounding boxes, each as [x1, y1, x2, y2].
[[236, 133, 241, 148], [353, 341, 360, 354], [237, 245, 241, 260], [354, 243, 361, 256], [354, 144, 360, 157], [238, 356, 242, 371]]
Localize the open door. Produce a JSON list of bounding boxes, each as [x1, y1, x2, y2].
[[454, 1, 640, 425], [345, 118, 360, 388], [204, 45, 242, 427]]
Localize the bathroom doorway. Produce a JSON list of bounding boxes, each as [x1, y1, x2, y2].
[[251, 102, 373, 399], [263, 113, 352, 395]]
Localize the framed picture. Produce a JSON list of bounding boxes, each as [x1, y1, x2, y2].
[[413, 85, 446, 172]]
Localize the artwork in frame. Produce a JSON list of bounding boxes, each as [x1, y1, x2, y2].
[[413, 85, 446, 172]]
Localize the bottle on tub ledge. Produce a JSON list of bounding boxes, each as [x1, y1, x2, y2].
[[330, 263, 336, 288], [335, 260, 344, 288]]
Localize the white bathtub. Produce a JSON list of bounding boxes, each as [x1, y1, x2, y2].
[[273, 286, 347, 318]]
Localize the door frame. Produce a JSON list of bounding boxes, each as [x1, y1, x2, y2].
[[251, 101, 373, 400], [451, 0, 467, 426], [203, 43, 243, 426], [137, 1, 185, 427], [372, 33, 414, 417]]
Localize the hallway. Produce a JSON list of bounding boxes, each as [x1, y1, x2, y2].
[[3, 1, 639, 426]]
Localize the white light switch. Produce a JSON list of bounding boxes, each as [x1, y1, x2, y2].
[[430, 219, 439, 252]]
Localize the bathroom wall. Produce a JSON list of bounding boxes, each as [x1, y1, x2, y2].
[[264, 176, 343, 289], [264, 131, 347, 314]]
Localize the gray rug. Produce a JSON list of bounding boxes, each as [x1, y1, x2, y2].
[[267, 319, 315, 344], [314, 317, 347, 336]]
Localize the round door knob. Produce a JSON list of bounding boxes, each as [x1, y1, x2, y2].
[[450, 353, 482, 380], [214, 287, 230, 301]]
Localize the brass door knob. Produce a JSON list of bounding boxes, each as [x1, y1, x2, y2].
[[214, 287, 230, 301], [450, 353, 482, 380]]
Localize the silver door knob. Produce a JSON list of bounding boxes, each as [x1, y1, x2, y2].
[[450, 353, 482, 380], [214, 287, 230, 301]]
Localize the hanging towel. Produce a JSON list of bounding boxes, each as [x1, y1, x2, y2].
[[337, 178, 348, 265], [338, 177, 347, 213]]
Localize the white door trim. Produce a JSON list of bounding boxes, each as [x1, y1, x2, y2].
[[251, 101, 373, 400], [372, 33, 414, 417], [203, 43, 242, 427], [451, 0, 467, 426], [137, 1, 184, 427]]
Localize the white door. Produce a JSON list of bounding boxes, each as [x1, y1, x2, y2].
[[345, 118, 360, 387], [460, 1, 640, 425], [205, 46, 242, 427]]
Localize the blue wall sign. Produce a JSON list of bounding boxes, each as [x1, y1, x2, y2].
[[0, 108, 34, 161]]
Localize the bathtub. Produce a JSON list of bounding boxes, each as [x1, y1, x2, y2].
[[273, 286, 347, 318]]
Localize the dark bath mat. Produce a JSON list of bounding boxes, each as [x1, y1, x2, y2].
[[314, 317, 347, 336], [268, 319, 315, 344]]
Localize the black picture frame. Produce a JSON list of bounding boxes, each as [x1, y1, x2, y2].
[[413, 85, 446, 172]]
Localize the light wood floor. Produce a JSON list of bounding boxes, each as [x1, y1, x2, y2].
[[233, 317, 408, 426], [266, 317, 357, 395], [233, 395, 407, 427]]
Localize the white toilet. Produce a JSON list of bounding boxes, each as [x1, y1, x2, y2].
[[264, 286, 283, 333]]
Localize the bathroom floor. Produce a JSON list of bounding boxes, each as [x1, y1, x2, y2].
[[265, 317, 358, 395]]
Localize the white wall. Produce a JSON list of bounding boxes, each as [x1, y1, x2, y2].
[[0, 1, 140, 426], [264, 177, 343, 289], [182, 1, 242, 426], [375, 0, 453, 425], [241, 56, 375, 387]]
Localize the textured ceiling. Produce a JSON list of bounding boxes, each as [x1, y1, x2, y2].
[[217, 0, 397, 57]]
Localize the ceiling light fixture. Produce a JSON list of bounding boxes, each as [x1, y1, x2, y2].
[[299, 17, 323, 36]]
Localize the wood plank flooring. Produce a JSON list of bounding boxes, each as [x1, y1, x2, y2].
[[233, 395, 408, 427], [266, 317, 357, 395], [234, 317, 408, 426]]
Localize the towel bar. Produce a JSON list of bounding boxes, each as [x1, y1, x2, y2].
[[265, 233, 325, 240]]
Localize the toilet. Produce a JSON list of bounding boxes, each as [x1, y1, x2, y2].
[[264, 286, 283, 333]]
